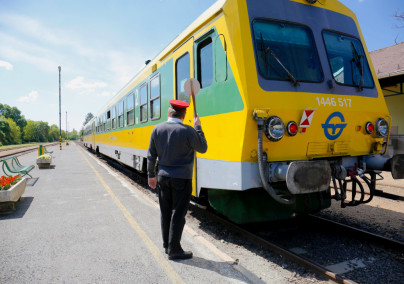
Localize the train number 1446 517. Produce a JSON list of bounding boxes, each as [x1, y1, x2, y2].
[[316, 97, 351, 107]]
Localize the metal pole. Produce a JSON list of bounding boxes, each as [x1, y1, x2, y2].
[[58, 66, 62, 150], [66, 111, 68, 140]]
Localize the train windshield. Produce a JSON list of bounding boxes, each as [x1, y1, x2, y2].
[[252, 19, 323, 84], [323, 31, 374, 89]]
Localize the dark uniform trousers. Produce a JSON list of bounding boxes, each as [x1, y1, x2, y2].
[[157, 175, 192, 254]]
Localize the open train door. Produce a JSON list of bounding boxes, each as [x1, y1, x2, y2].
[[172, 38, 199, 195]]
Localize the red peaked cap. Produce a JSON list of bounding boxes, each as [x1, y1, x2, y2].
[[169, 100, 189, 110]]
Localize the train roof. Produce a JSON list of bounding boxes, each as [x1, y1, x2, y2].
[[86, 0, 226, 125], [86, 0, 357, 128]]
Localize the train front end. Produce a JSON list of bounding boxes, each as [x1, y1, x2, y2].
[[205, 0, 404, 223]]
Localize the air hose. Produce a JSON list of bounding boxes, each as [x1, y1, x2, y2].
[[257, 119, 295, 205]]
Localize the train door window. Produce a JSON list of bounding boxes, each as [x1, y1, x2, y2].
[[150, 74, 161, 120], [111, 106, 116, 129], [215, 35, 228, 82], [322, 31, 374, 89], [107, 110, 111, 130], [118, 100, 124, 128], [126, 93, 135, 125], [140, 83, 148, 122], [197, 37, 213, 88], [175, 53, 190, 103]]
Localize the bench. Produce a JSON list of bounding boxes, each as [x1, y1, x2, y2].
[[44, 147, 53, 155], [38, 145, 53, 156], [1, 156, 35, 178]]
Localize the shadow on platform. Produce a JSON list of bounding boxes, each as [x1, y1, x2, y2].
[[26, 177, 39, 186], [0, 196, 33, 219], [38, 165, 56, 170], [179, 256, 264, 283]]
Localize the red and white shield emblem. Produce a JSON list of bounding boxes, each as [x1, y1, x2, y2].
[[299, 108, 316, 133]]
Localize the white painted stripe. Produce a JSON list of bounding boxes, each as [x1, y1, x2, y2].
[[81, 146, 261, 283]]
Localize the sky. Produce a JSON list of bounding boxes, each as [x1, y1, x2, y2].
[[0, 0, 403, 133]]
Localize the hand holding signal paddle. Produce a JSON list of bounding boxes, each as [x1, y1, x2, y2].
[[184, 78, 201, 117]]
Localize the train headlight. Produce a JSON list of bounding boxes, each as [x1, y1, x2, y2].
[[264, 116, 285, 142], [305, 0, 317, 4], [375, 118, 389, 138]]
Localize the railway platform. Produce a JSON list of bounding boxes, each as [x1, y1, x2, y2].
[[0, 143, 258, 283]]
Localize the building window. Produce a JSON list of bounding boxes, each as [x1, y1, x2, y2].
[[175, 53, 190, 103], [111, 106, 116, 129], [126, 93, 135, 125], [197, 37, 213, 88], [140, 83, 148, 122], [118, 100, 124, 128], [150, 74, 161, 120]]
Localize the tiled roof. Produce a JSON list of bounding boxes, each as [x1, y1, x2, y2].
[[369, 42, 404, 79]]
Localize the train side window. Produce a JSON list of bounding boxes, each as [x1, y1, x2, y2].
[[111, 106, 117, 129], [126, 93, 135, 125], [103, 113, 107, 132], [197, 37, 213, 88], [150, 74, 161, 120], [107, 110, 111, 130], [118, 100, 124, 128], [140, 83, 148, 123], [175, 53, 190, 103]]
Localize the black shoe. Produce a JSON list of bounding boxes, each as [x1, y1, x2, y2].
[[168, 251, 193, 260], [165, 248, 168, 254]]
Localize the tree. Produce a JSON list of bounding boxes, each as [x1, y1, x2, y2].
[[83, 113, 94, 126], [68, 129, 79, 140], [23, 120, 39, 142], [0, 104, 27, 131], [36, 121, 50, 142], [394, 10, 404, 43], [5, 118, 22, 144], [0, 116, 12, 145], [49, 124, 60, 142]]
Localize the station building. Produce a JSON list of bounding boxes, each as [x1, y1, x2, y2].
[[370, 42, 404, 155]]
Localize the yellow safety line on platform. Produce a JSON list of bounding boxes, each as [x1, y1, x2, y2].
[[79, 150, 185, 284]]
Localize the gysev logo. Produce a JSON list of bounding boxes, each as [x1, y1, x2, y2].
[[322, 112, 347, 141]]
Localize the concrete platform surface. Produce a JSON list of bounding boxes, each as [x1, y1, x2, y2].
[[0, 144, 256, 284]]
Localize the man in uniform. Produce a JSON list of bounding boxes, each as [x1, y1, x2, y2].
[[147, 100, 208, 260]]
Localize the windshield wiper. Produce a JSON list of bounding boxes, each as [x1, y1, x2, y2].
[[350, 42, 364, 91], [260, 33, 300, 87]]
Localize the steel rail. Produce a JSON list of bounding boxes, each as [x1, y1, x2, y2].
[[307, 214, 404, 253], [190, 204, 357, 284], [0, 143, 59, 159], [80, 143, 403, 284]]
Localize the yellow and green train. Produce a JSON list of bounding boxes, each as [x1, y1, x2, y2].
[[83, 0, 404, 223]]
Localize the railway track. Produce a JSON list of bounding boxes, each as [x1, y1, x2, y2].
[[0, 142, 59, 159], [78, 143, 404, 284]]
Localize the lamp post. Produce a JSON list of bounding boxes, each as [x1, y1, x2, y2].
[[66, 111, 68, 144], [58, 66, 62, 150]]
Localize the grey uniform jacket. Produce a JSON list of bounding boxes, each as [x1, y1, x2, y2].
[[147, 121, 208, 179]]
